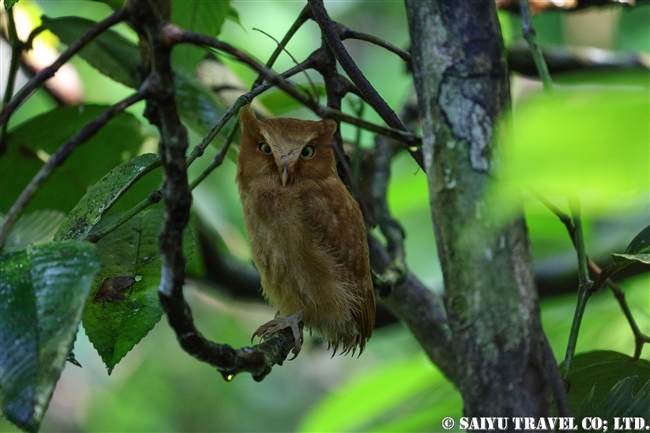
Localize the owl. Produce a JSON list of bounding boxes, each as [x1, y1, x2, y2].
[[236, 105, 375, 357]]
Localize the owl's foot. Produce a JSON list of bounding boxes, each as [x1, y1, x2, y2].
[[252, 312, 304, 360]]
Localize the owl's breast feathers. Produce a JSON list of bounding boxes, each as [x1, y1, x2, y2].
[[238, 177, 375, 353]]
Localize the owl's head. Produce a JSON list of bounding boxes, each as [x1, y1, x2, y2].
[[237, 105, 338, 187]]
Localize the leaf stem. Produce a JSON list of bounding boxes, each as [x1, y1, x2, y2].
[[561, 195, 594, 382]]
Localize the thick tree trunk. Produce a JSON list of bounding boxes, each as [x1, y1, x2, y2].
[[405, 0, 552, 424]]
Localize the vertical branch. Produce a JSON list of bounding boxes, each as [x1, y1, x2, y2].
[[405, 0, 554, 417]]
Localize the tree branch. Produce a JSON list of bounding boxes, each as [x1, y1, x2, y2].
[[406, 0, 556, 418], [170, 26, 422, 147], [308, 0, 424, 169]]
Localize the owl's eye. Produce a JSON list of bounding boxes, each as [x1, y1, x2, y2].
[[300, 145, 315, 159], [258, 142, 272, 154]]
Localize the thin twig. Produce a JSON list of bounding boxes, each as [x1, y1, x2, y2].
[[170, 27, 421, 147], [252, 27, 320, 103], [337, 23, 412, 64], [188, 115, 239, 190], [530, 188, 650, 360], [0, 87, 148, 248], [0, 7, 128, 127], [519, 0, 554, 93], [308, 0, 424, 169], [251, 5, 312, 90]]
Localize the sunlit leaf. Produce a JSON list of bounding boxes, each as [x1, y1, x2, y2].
[[54, 153, 161, 241], [0, 242, 100, 433], [298, 354, 461, 432], [83, 209, 194, 374], [495, 86, 649, 215]]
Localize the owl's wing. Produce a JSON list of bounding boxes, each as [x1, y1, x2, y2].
[[301, 180, 375, 341]]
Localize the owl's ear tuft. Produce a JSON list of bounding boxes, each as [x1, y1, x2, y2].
[[239, 104, 259, 130], [322, 119, 338, 136]]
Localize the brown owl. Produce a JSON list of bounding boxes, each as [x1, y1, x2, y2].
[[236, 105, 375, 358]]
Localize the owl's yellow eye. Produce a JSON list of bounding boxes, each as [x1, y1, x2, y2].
[[258, 142, 272, 154], [300, 145, 315, 159]]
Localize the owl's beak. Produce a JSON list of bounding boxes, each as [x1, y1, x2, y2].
[[281, 166, 289, 187]]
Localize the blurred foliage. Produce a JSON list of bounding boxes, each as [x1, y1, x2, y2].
[[0, 0, 649, 432]]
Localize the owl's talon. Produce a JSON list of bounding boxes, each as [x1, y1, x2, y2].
[[252, 312, 304, 359]]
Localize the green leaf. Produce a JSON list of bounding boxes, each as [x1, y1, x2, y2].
[[171, 0, 231, 74], [298, 354, 461, 432], [564, 350, 650, 414], [54, 153, 161, 241], [83, 209, 194, 374], [1, 105, 146, 215], [1, 210, 66, 249], [175, 73, 230, 136], [625, 225, 650, 254], [576, 377, 650, 427], [226, 4, 242, 27], [495, 85, 650, 215], [0, 241, 101, 433], [41, 15, 142, 89]]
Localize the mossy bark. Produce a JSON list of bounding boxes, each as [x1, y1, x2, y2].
[[405, 0, 551, 422]]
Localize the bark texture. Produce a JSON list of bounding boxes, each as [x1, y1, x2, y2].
[[405, 0, 551, 423]]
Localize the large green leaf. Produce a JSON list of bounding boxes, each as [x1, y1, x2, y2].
[[83, 209, 194, 374], [171, 0, 231, 74], [40, 15, 229, 141], [564, 350, 650, 414], [41, 15, 142, 89], [298, 354, 461, 432], [54, 153, 161, 241], [495, 84, 649, 215], [1, 210, 65, 249], [1, 105, 145, 215], [0, 241, 101, 433]]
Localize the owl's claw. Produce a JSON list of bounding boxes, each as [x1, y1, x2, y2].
[[252, 312, 304, 359]]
